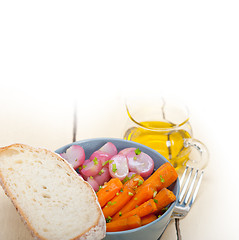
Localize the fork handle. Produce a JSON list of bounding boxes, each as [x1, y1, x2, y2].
[[184, 138, 209, 170], [175, 219, 182, 240]]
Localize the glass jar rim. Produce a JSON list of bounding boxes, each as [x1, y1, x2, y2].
[[126, 102, 190, 131]]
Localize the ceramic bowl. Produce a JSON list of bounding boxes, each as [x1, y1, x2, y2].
[[55, 138, 180, 240]]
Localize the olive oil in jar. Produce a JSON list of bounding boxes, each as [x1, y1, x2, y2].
[[124, 121, 192, 169]]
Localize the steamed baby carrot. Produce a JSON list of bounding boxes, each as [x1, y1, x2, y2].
[[112, 184, 156, 220], [123, 174, 144, 190], [102, 187, 135, 218], [97, 178, 123, 207], [119, 199, 158, 220], [142, 162, 178, 191], [141, 213, 157, 226], [126, 214, 141, 229], [154, 188, 176, 213], [106, 215, 141, 232]]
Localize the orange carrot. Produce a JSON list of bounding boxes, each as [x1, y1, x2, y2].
[[102, 187, 135, 218], [142, 162, 178, 191], [106, 215, 141, 232], [97, 178, 123, 207], [119, 199, 158, 220], [141, 214, 157, 226], [154, 188, 176, 213], [123, 174, 144, 190], [112, 184, 156, 220]]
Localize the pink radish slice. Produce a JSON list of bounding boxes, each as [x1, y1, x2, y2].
[[80, 172, 88, 181], [79, 159, 91, 180], [80, 158, 102, 177], [89, 150, 111, 167], [126, 150, 154, 178], [109, 154, 129, 180], [99, 142, 117, 157], [94, 166, 111, 186], [62, 145, 85, 170], [87, 177, 100, 191], [60, 152, 68, 160], [119, 147, 136, 156], [127, 171, 137, 178], [122, 171, 137, 183]]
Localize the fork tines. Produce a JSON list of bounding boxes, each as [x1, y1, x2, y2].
[[178, 166, 204, 207]]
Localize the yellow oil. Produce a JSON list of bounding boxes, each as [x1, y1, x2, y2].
[[124, 121, 192, 169]]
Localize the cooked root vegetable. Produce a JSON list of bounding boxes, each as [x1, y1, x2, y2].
[[60, 145, 85, 170], [126, 171, 137, 179], [65, 144, 178, 232], [99, 142, 118, 157], [122, 172, 137, 184], [97, 178, 123, 207], [94, 166, 111, 186], [113, 184, 156, 220], [106, 215, 141, 232], [141, 214, 157, 226], [79, 169, 88, 180], [60, 152, 68, 160], [109, 154, 129, 180], [126, 149, 154, 178], [118, 199, 158, 220], [80, 158, 102, 177], [123, 174, 144, 189], [90, 150, 111, 167], [154, 188, 176, 213], [118, 147, 136, 156], [87, 176, 100, 192], [102, 187, 135, 218], [142, 162, 178, 191]]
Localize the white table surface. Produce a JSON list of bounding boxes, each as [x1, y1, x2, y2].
[[1, 1, 239, 239], [0, 91, 238, 240]]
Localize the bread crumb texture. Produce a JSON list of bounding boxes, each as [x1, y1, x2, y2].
[[0, 144, 106, 240]]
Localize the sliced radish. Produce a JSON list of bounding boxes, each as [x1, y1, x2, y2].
[[60, 152, 68, 160], [99, 142, 117, 157], [79, 159, 90, 180], [127, 171, 137, 179], [126, 149, 154, 178], [89, 150, 111, 167], [122, 171, 137, 183], [109, 154, 129, 180], [94, 166, 111, 186], [79, 171, 88, 181], [119, 147, 136, 156], [87, 177, 100, 192], [61, 145, 85, 170], [80, 158, 102, 177]]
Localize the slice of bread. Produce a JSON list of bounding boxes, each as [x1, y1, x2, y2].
[[0, 144, 106, 240]]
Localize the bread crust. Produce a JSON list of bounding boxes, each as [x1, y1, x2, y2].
[[0, 143, 106, 240]]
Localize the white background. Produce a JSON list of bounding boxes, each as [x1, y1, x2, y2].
[[0, 1, 239, 239]]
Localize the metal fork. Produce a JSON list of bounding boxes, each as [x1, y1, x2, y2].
[[172, 166, 204, 219], [170, 166, 204, 240], [157, 166, 204, 240]]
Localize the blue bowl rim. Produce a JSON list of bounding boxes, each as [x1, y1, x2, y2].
[[55, 137, 180, 235]]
